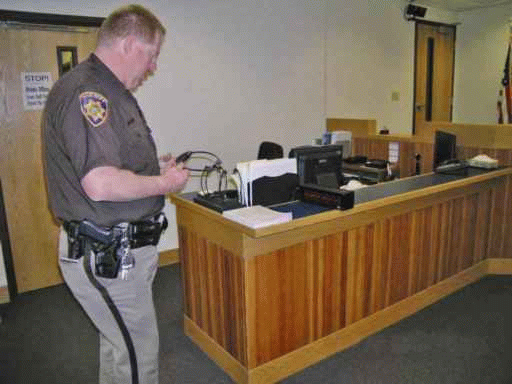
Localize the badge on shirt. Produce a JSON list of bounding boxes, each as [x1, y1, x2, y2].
[[79, 91, 108, 127]]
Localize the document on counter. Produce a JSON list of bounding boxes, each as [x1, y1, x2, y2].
[[466, 154, 498, 169], [222, 205, 292, 228]]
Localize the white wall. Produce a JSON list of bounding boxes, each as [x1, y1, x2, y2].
[[325, 0, 415, 132], [453, 5, 512, 124], [325, 1, 458, 133], [0, 0, 467, 250]]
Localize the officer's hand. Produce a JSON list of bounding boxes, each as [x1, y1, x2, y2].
[[160, 159, 189, 193], [159, 153, 174, 170]]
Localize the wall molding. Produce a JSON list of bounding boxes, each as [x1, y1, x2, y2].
[[0, 9, 103, 27], [159, 248, 179, 266], [0, 286, 9, 304]]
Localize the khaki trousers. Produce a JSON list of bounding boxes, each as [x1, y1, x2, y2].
[[59, 230, 159, 384]]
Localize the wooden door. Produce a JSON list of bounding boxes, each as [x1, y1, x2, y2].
[[0, 24, 98, 293], [414, 22, 456, 132]]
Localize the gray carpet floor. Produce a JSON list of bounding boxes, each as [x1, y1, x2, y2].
[[1, 264, 512, 384]]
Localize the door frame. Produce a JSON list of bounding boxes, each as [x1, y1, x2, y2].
[[0, 179, 15, 301], [412, 19, 457, 134], [0, 9, 102, 297], [0, 9, 103, 27]]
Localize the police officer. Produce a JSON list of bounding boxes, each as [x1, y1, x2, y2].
[[42, 5, 189, 384]]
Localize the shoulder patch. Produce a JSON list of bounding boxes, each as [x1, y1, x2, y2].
[[79, 91, 108, 127]]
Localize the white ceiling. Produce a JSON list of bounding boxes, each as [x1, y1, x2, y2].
[[416, 0, 512, 12]]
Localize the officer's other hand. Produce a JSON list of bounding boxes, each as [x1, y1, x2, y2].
[[160, 158, 189, 193], [159, 153, 174, 170]]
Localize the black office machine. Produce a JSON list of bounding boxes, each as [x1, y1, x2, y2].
[[297, 184, 354, 210], [289, 144, 345, 189], [193, 190, 244, 213]]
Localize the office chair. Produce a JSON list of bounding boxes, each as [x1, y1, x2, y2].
[[257, 141, 284, 160]]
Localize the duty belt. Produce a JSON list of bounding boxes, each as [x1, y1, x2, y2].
[[63, 213, 168, 249]]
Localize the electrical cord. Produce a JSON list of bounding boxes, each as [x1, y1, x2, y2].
[[173, 150, 224, 195], [172, 150, 234, 197], [82, 246, 139, 384], [177, 150, 222, 172], [198, 163, 228, 196], [232, 168, 244, 204], [218, 167, 228, 191]]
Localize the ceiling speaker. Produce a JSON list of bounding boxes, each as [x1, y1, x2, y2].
[[405, 4, 427, 18]]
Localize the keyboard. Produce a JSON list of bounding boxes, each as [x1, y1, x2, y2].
[[434, 161, 468, 174]]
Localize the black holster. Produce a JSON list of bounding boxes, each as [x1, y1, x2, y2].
[[64, 220, 122, 278], [63, 214, 167, 279], [91, 240, 122, 279]]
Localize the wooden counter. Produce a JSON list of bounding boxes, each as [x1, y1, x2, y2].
[[170, 167, 512, 384], [326, 118, 512, 178]]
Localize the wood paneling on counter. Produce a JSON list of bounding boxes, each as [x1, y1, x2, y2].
[[174, 169, 512, 383], [179, 227, 248, 365], [328, 119, 512, 177], [326, 118, 377, 137], [417, 121, 512, 148]]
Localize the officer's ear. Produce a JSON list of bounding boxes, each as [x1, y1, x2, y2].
[[120, 35, 137, 57]]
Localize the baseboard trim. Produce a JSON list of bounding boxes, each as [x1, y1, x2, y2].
[[159, 248, 179, 266], [184, 261, 489, 384], [484, 258, 512, 275], [184, 316, 248, 384], [0, 286, 9, 304]]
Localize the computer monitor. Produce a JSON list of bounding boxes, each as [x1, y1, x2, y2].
[[289, 145, 344, 189], [433, 130, 457, 168]]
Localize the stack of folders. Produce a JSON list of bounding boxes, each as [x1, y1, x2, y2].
[[223, 205, 292, 229], [235, 158, 297, 206]]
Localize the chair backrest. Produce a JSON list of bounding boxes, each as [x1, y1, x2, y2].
[[257, 141, 283, 160]]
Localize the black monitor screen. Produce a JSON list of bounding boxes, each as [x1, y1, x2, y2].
[[289, 145, 344, 189], [433, 130, 457, 168]]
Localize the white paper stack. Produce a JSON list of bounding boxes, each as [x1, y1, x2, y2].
[[466, 154, 498, 169], [330, 130, 352, 144], [330, 130, 352, 158], [222, 205, 292, 228]]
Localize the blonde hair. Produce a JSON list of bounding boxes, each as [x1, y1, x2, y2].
[[97, 4, 166, 47]]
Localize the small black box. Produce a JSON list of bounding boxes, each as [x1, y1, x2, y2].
[[297, 184, 354, 210], [193, 190, 244, 213], [405, 4, 427, 18]]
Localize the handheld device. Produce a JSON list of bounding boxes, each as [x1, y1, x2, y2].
[[175, 151, 192, 164]]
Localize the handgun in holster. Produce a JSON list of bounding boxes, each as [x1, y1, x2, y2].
[[64, 220, 123, 279], [64, 214, 167, 279]]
